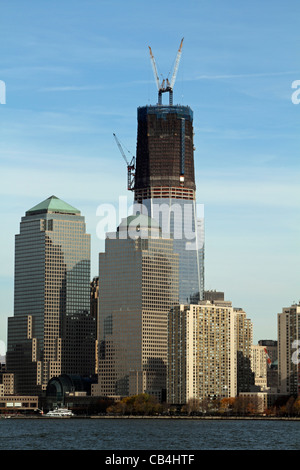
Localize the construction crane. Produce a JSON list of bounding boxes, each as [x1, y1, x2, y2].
[[113, 133, 135, 191], [148, 38, 184, 105]]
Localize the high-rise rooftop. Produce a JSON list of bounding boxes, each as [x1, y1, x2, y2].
[[26, 195, 80, 216], [6, 196, 94, 395], [94, 214, 179, 400]]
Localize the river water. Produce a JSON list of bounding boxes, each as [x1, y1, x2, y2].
[[0, 417, 298, 451]]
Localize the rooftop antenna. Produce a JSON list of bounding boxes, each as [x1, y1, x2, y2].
[[148, 38, 184, 106]]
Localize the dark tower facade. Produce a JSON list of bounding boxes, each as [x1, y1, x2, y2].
[[135, 105, 195, 203], [134, 104, 204, 304]]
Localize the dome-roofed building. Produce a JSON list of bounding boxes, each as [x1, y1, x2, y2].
[[46, 374, 97, 401], [43, 373, 109, 414], [117, 213, 161, 238]]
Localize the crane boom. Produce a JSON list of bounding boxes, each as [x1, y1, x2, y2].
[[170, 37, 184, 90], [148, 46, 160, 91], [148, 38, 184, 105], [113, 133, 135, 191], [113, 133, 128, 164]]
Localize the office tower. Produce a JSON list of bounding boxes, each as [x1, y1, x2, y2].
[[6, 196, 94, 395], [204, 290, 225, 302], [93, 214, 179, 401], [167, 300, 237, 405], [0, 363, 14, 395], [278, 303, 300, 396], [250, 342, 278, 392], [90, 276, 99, 374], [63, 311, 96, 376], [234, 308, 254, 393], [258, 340, 278, 389], [90, 276, 99, 320], [251, 345, 269, 390], [258, 340, 278, 365], [134, 102, 204, 304]]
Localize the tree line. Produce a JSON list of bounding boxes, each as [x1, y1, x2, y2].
[[106, 393, 300, 417]]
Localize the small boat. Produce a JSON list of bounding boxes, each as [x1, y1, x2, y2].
[[45, 407, 74, 417]]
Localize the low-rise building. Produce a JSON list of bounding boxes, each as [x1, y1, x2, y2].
[[0, 396, 39, 413]]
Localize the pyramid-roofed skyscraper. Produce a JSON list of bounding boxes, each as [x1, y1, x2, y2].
[[6, 196, 95, 395]]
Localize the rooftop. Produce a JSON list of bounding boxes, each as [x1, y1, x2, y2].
[[118, 214, 160, 231], [26, 195, 81, 216]]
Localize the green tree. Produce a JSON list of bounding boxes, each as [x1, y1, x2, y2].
[[106, 393, 162, 416]]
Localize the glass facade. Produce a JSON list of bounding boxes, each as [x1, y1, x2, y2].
[[138, 197, 204, 304], [96, 215, 179, 401], [6, 196, 94, 395], [278, 304, 300, 395], [134, 104, 204, 304]]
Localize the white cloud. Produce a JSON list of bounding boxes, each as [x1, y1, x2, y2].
[[39, 85, 106, 92], [193, 71, 300, 81]]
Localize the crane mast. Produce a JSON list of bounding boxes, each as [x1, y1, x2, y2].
[[148, 46, 160, 92], [113, 133, 135, 191], [148, 38, 184, 105]]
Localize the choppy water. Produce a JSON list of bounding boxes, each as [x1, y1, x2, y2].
[[0, 417, 298, 451]]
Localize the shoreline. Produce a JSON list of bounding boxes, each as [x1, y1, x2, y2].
[[2, 414, 299, 421]]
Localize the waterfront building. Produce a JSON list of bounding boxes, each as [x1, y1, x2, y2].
[[0, 396, 39, 414], [278, 303, 300, 396], [0, 367, 14, 396], [93, 214, 179, 402], [167, 300, 237, 405], [251, 345, 269, 390], [234, 308, 254, 393], [238, 391, 270, 414], [258, 339, 278, 390], [6, 196, 95, 395]]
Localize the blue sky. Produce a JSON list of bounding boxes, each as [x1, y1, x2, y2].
[[0, 0, 299, 351]]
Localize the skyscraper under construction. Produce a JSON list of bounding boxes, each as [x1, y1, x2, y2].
[[95, 40, 204, 400], [133, 39, 204, 303]]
